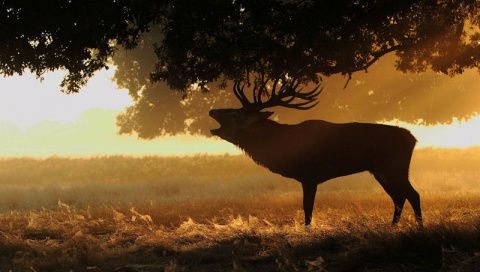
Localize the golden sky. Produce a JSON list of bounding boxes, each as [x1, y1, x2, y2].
[[0, 66, 478, 157]]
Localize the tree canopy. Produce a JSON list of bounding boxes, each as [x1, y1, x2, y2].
[[1, 0, 479, 138]]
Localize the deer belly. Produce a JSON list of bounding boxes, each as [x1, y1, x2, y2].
[[289, 160, 370, 182]]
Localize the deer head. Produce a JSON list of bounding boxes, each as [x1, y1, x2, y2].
[[209, 73, 323, 141]]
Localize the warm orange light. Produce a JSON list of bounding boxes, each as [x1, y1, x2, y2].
[[0, 67, 133, 129], [0, 67, 478, 157], [385, 116, 480, 148], [0, 69, 240, 157]]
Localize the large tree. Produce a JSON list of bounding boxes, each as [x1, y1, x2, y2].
[[1, 0, 479, 137], [0, 0, 165, 92]]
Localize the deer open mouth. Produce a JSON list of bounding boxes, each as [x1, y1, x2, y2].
[[210, 127, 220, 136], [209, 110, 221, 136]]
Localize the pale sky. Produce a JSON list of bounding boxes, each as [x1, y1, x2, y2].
[[0, 67, 237, 157], [0, 66, 478, 157], [0, 68, 132, 129]]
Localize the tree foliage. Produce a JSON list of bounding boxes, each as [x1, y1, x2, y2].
[[0, 0, 164, 93], [152, 0, 479, 89], [0, 0, 479, 137]]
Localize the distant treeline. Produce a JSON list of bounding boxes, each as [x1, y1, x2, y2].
[[0, 147, 478, 187], [411, 147, 480, 172], [0, 147, 476, 187], [0, 154, 262, 186], [0, 147, 478, 211]]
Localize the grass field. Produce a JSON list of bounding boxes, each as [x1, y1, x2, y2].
[[0, 148, 479, 271]]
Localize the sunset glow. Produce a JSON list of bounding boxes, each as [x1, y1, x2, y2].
[[386, 117, 480, 148], [0, 67, 239, 157], [0, 67, 132, 129], [0, 67, 478, 157]]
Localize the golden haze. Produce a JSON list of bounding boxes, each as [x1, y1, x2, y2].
[[0, 65, 478, 157]]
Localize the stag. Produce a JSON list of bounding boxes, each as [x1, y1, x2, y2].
[[209, 75, 422, 227]]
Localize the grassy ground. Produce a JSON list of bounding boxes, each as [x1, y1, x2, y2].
[[0, 148, 479, 271]]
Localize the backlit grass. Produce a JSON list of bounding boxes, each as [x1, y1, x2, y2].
[[0, 148, 479, 271]]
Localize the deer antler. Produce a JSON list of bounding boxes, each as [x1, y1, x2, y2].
[[233, 73, 323, 112]]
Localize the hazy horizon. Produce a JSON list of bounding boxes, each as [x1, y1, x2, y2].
[[0, 106, 479, 158], [0, 65, 479, 158]]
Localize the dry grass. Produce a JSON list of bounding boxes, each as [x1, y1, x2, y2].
[[0, 148, 479, 271]]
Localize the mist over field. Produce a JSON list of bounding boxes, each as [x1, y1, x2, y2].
[[0, 148, 479, 271], [0, 147, 479, 212]]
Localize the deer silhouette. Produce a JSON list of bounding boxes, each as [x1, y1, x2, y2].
[[209, 75, 422, 227]]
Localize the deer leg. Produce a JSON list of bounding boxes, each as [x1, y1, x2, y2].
[[385, 190, 406, 226], [392, 197, 406, 225], [373, 172, 406, 226], [387, 175, 423, 228], [401, 182, 423, 228], [302, 182, 317, 227]]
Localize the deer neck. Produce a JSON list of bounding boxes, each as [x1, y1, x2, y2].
[[234, 120, 286, 157]]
